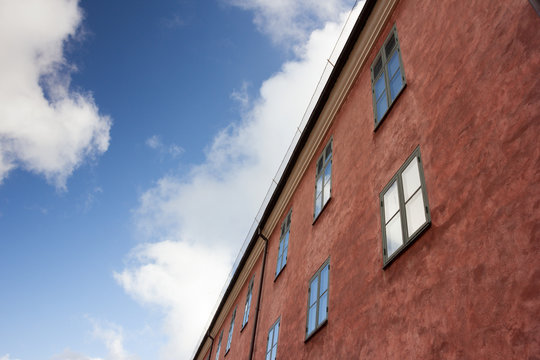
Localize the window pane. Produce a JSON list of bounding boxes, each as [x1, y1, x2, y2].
[[315, 195, 322, 216], [385, 33, 396, 57], [266, 352, 271, 360], [318, 292, 328, 324], [325, 143, 332, 161], [406, 190, 426, 236], [323, 182, 331, 206], [373, 57, 383, 77], [273, 322, 279, 346], [389, 68, 403, 101], [271, 347, 277, 360], [316, 175, 323, 197], [266, 332, 273, 352], [282, 245, 288, 266], [323, 162, 331, 203], [402, 157, 421, 201], [374, 74, 386, 99], [309, 278, 318, 305], [383, 181, 400, 222], [320, 265, 328, 293], [376, 93, 388, 121], [324, 161, 331, 186], [386, 213, 403, 256], [308, 305, 317, 333], [276, 257, 282, 274], [387, 51, 400, 78]]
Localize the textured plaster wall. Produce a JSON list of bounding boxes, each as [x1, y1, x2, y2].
[[250, 0, 540, 359]]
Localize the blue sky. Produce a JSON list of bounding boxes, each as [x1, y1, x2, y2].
[[0, 1, 360, 359]]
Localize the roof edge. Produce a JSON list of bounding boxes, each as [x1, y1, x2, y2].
[[192, 0, 378, 358]]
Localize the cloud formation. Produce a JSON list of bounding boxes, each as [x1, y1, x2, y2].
[[1, 354, 21, 360], [118, 4, 362, 359], [51, 350, 103, 360], [145, 135, 183, 159], [115, 241, 231, 358], [223, 0, 354, 47], [51, 318, 134, 360], [0, 0, 111, 189]]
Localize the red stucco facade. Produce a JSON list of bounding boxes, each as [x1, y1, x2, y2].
[[196, 1, 540, 359]]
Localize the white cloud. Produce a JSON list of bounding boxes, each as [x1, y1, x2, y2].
[[50, 349, 103, 360], [223, 0, 355, 47], [0, 0, 111, 189], [114, 241, 231, 359], [145, 135, 183, 159], [89, 319, 135, 360], [51, 318, 134, 360], [119, 5, 362, 359], [1, 354, 21, 360], [230, 81, 251, 111]]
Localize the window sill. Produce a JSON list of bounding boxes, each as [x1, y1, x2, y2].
[[373, 83, 407, 132], [304, 319, 328, 343], [312, 197, 332, 225], [383, 220, 431, 269]]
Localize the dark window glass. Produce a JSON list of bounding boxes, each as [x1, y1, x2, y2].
[[371, 26, 406, 128]]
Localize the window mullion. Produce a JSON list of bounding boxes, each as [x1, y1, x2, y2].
[[327, 158, 332, 201], [396, 172, 409, 241], [383, 52, 392, 108]]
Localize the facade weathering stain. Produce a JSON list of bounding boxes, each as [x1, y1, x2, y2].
[[193, 0, 540, 359]]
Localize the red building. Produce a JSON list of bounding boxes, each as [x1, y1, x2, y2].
[[192, 0, 540, 359]]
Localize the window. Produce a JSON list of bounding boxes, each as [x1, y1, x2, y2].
[[275, 210, 291, 277], [265, 318, 280, 360], [214, 330, 223, 360], [371, 25, 406, 129], [380, 147, 431, 267], [225, 307, 236, 353], [242, 276, 255, 328], [314, 140, 332, 220], [306, 259, 329, 338]]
